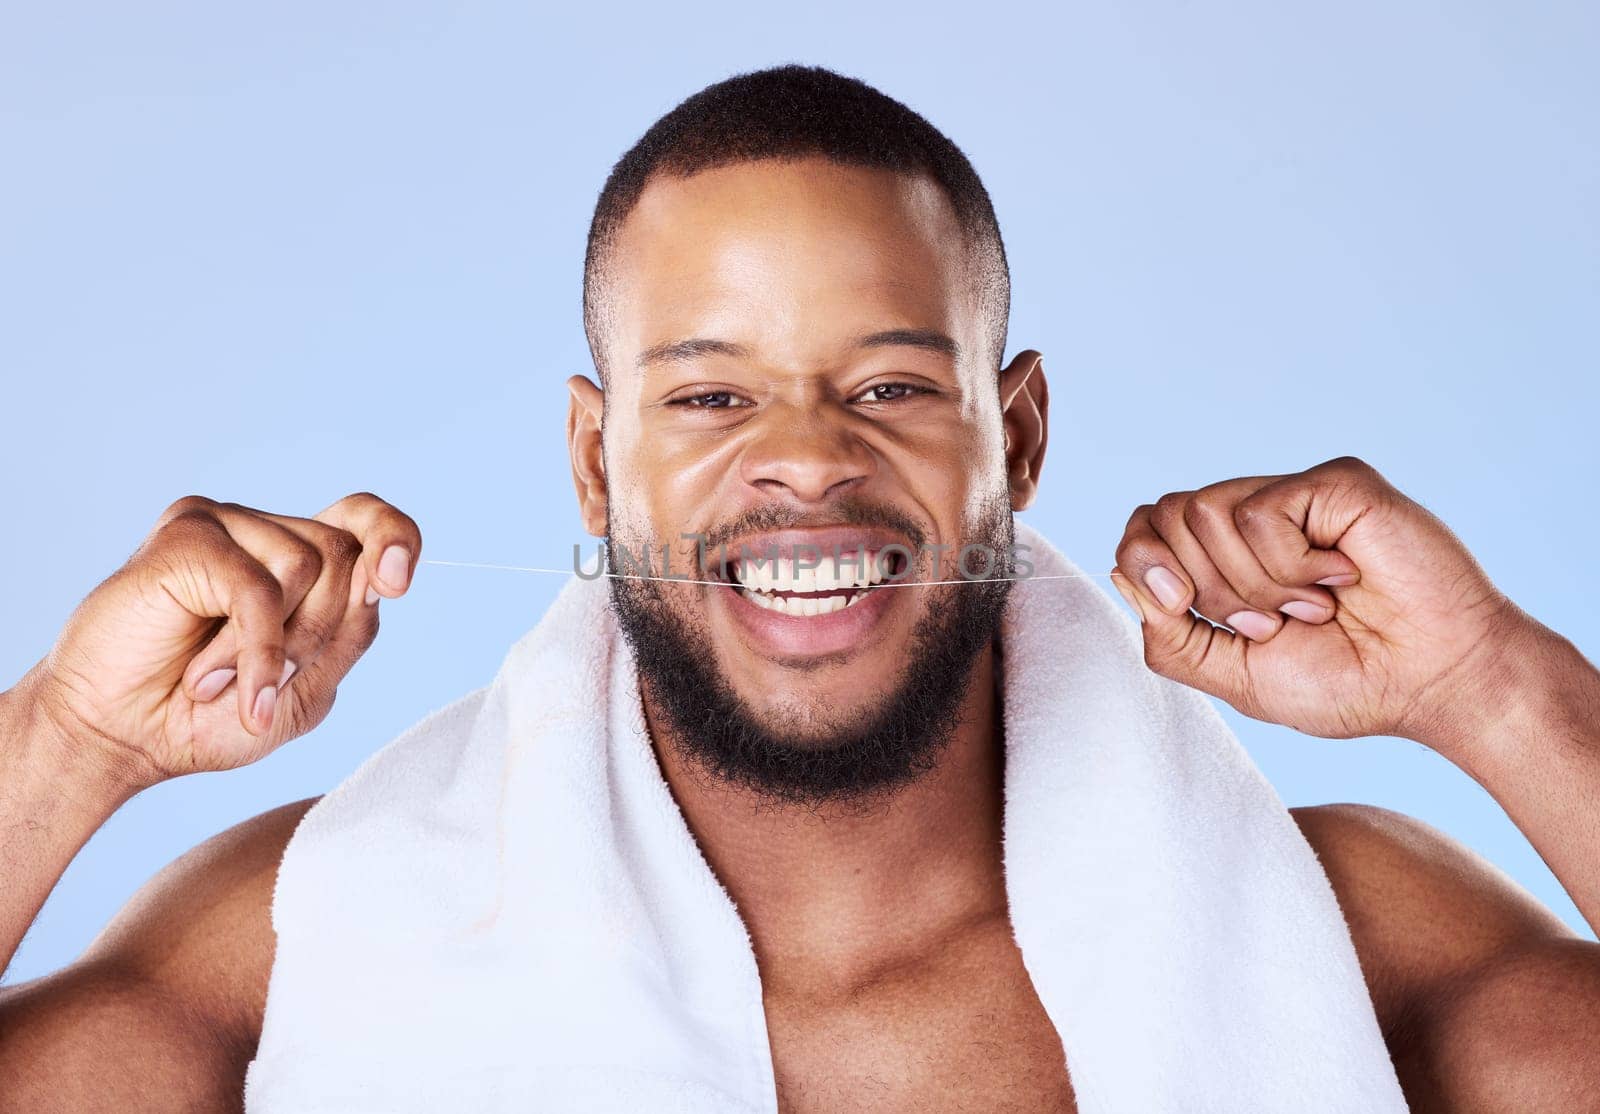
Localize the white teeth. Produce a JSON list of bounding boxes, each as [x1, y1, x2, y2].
[[738, 586, 872, 617], [731, 547, 902, 617], [736, 550, 887, 593]]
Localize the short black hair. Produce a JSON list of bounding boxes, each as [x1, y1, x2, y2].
[[582, 63, 1011, 385]]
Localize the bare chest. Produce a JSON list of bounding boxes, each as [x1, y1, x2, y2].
[[762, 925, 1075, 1114]]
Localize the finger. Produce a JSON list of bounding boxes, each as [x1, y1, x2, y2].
[[1118, 497, 1284, 641], [1115, 501, 1198, 615], [1182, 485, 1340, 627], [1150, 495, 1287, 642], [270, 570, 384, 739], [1233, 472, 1364, 589], [256, 509, 390, 738], [152, 511, 289, 736], [185, 604, 361, 768], [313, 492, 423, 602], [185, 545, 378, 767], [179, 509, 324, 703], [257, 513, 368, 672], [1109, 567, 1251, 703], [285, 547, 361, 670]]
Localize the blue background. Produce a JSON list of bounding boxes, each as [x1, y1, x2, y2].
[[3, 2, 1596, 982]]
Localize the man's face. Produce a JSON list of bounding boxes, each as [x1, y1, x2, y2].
[[570, 155, 1043, 800]]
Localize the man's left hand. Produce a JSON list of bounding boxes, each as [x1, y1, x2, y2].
[[1109, 455, 1545, 748]]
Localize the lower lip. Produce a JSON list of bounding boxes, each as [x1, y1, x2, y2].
[[720, 581, 900, 657]]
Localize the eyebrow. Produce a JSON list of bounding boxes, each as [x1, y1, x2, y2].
[[634, 327, 960, 371]]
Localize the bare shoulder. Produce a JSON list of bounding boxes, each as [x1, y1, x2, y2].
[[1292, 802, 1600, 1111], [1290, 802, 1574, 985], [0, 795, 319, 1113]]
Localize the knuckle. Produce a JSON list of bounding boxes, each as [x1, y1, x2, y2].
[[1117, 536, 1162, 571], [323, 528, 364, 568], [330, 490, 385, 517], [1232, 498, 1271, 532], [283, 538, 324, 584], [1182, 495, 1230, 533], [153, 507, 220, 550], [144, 508, 225, 564], [1150, 492, 1187, 532], [389, 509, 423, 547], [314, 490, 382, 525], [243, 570, 287, 615], [156, 494, 216, 528], [1122, 502, 1156, 533], [1323, 454, 1375, 482]]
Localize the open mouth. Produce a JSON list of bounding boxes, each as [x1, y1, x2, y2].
[[719, 548, 908, 618]]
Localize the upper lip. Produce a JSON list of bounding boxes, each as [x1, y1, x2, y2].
[[709, 527, 916, 583]]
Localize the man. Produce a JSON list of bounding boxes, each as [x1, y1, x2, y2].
[[1, 63, 1597, 1111]]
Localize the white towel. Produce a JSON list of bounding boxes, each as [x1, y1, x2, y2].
[[243, 520, 1408, 1113]]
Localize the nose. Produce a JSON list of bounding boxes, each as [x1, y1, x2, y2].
[[737, 400, 876, 503]]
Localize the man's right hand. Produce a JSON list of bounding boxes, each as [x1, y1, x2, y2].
[[24, 492, 421, 793]]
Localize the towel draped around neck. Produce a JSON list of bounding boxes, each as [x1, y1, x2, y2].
[[244, 520, 1407, 1113]]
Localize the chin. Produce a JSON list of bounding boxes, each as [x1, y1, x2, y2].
[[723, 684, 906, 751]]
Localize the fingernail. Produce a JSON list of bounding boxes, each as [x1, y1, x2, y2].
[[1226, 610, 1278, 641], [279, 659, 298, 686], [253, 684, 277, 729], [1281, 600, 1332, 624], [1316, 572, 1359, 587], [1143, 566, 1188, 611], [365, 585, 381, 606], [195, 667, 236, 702], [378, 545, 411, 592]]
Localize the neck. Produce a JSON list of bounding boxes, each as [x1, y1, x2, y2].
[[643, 643, 1007, 994]]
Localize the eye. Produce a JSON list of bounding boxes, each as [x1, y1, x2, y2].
[[852, 382, 927, 403], [669, 391, 746, 409]]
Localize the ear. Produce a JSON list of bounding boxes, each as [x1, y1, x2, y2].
[[567, 374, 609, 537], [997, 349, 1048, 511]]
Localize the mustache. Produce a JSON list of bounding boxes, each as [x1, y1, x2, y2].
[[696, 495, 928, 556]]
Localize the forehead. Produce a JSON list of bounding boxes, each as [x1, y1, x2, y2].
[[603, 156, 975, 380]]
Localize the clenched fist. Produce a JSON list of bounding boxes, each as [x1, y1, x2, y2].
[[28, 492, 421, 790], [1108, 455, 1539, 751]]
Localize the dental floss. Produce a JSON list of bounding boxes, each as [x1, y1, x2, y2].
[[417, 557, 1113, 587]]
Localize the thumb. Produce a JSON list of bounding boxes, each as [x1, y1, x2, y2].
[[1108, 568, 1250, 704]]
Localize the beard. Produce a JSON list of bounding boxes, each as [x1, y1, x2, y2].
[[606, 493, 1015, 807]]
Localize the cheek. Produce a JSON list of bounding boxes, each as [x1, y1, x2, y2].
[[895, 419, 1006, 515], [606, 461, 719, 578], [925, 434, 1010, 549], [958, 394, 1008, 466], [629, 426, 751, 516], [954, 414, 1010, 510]]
